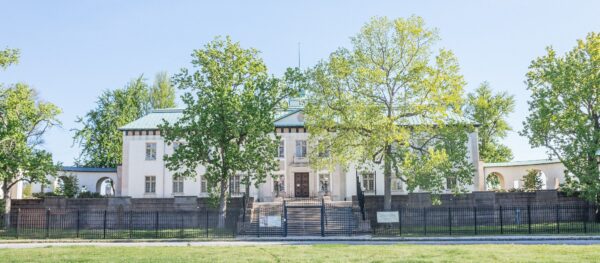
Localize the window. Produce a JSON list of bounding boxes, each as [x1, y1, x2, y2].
[[362, 173, 375, 193], [201, 176, 208, 193], [145, 176, 156, 193], [319, 173, 330, 193], [172, 177, 184, 193], [145, 143, 157, 160], [277, 140, 285, 158], [295, 140, 307, 157], [446, 176, 457, 190], [230, 175, 242, 195], [392, 178, 403, 192]]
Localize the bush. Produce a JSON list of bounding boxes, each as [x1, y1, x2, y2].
[[77, 192, 105, 198], [32, 192, 64, 199]]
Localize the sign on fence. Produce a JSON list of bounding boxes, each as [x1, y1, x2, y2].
[[259, 216, 282, 227], [377, 211, 399, 223]]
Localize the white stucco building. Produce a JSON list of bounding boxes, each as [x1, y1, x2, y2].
[[111, 101, 482, 201]]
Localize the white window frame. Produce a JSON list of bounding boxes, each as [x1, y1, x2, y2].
[[362, 172, 375, 193], [278, 140, 285, 158], [230, 174, 242, 196], [145, 176, 156, 193], [172, 177, 184, 194], [145, 142, 157, 160], [201, 176, 208, 193], [295, 140, 307, 158]]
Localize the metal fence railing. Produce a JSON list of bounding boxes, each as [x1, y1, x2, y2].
[[373, 204, 600, 236], [0, 208, 239, 239]]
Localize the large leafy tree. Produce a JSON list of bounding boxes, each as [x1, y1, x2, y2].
[[74, 75, 175, 167], [160, 37, 298, 227], [465, 82, 515, 162], [521, 32, 600, 202], [305, 16, 473, 210], [0, 83, 61, 225]]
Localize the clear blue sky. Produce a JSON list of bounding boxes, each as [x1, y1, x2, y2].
[[1, 0, 599, 166]]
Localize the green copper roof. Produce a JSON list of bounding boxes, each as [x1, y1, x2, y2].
[[120, 107, 476, 130], [118, 108, 183, 130], [484, 159, 561, 168]]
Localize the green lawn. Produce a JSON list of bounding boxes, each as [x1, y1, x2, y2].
[[2, 244, 600, 262]]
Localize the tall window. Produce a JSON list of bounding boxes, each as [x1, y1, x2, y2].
[[145, 176, 156, 193], [295, 140, 307, 157], [446, 176, 457, 190], [319, 173, 330, 193], [201, 176, 208, 193], [362, 173, 375, 193], [146, 143, 157, 160], [277, 140, 285, 158], [230, 175, 242, 195], [172, 177, 184, 193]]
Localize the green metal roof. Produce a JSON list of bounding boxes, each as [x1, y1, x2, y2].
[[118, 108, 183, 130], [120, 107, 476, 130], [484, 159, 561, 168]]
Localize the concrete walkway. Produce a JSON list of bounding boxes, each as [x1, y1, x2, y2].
[[2, 236, 600, 248]]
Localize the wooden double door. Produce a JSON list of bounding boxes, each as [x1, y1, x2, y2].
[[294, 173, 309, 197]]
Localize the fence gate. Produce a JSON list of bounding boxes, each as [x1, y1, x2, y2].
[[283, 199, 324, 236]]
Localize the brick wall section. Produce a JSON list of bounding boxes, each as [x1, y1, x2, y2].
[[355, 191, 593, 224], [11, 196, 249, 212]]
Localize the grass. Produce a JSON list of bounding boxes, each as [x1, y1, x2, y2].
[[2, 244, 600, 262]]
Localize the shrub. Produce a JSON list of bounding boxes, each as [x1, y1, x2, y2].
[[77, 192, 105, 198]]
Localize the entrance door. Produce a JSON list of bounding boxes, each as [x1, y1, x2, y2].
[[294, 173, 309, 197]]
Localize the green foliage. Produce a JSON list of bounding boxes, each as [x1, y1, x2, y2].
[[522, 169, 543, 192], [0, 48, 19, 70], [32, 192, 63, 198], [77, 191, 105, 198], [22, 183, 32, 198], [56, 174, 79, 198], [159, 36, 298, 225], [74, 74, 175, 167], [150, 72, 176, 109], [305, 16, 472, 209], [0, 83, 61, 208], [486, 173, 501, 190], [521, 32, 600, 202], [465, 82, 515, 163]]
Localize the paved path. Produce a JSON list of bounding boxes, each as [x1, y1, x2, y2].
[[2, 236, 600, 248]]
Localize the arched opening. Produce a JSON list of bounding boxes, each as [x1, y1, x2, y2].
[[96, 177, 114, 196], [538, 170, 547, 190], [486, 172, 505, 190]]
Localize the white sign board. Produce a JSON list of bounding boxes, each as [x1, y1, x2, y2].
[[377, 211, 399, 223], [259, 216, 282, 227]]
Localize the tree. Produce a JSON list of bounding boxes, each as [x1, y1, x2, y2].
[[150, 72, 176, 109], [0, 83, 61, 226], [74, 75, 175, 167], [305, 16, 473, 210], [521, 32, 599, 202], [465, 82, 515, 162], [0, 48, 19, 70], [159, 37, 298, 227], [522, 169, 543, 192], [56, 174, 79, 198]]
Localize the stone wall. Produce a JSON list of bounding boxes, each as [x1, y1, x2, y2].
[[11, 196, 249, 212]]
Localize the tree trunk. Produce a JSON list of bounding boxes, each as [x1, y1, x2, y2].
[[217, 178, 228, 228], [383, 145, 392, 211], [2, 179, 11, 229]]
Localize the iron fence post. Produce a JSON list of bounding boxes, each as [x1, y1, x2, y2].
[[46, 208, 50, 239], [499, 206, 503, 235], [257, 207, 260, 238], [179, 212, 184, 238], [448, 207, 452, 236], [527, 205, 532, 234], [423, 208, 427, 236], [398, 209, 402, 236], [556, 205, 560, 234], [76, 210, 80, 238], [320, 200, 325, 237], [205, 208, 209, 238], [283, 201, 288, 237], [473, 207, 477, 235], [16, 208, 20, 239], [584, 203, 589, 233], [155, 211, 159, 238], [129, 212, 132, 239], [103, 210, 107, 239]]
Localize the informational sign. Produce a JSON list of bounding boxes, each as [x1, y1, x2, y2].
[[377, 211, 399, 223], [259, 216, 282, 227]]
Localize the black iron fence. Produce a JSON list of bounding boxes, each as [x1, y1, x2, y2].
[[0, 208, 239, 239], [373, 204, 600, 236]]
